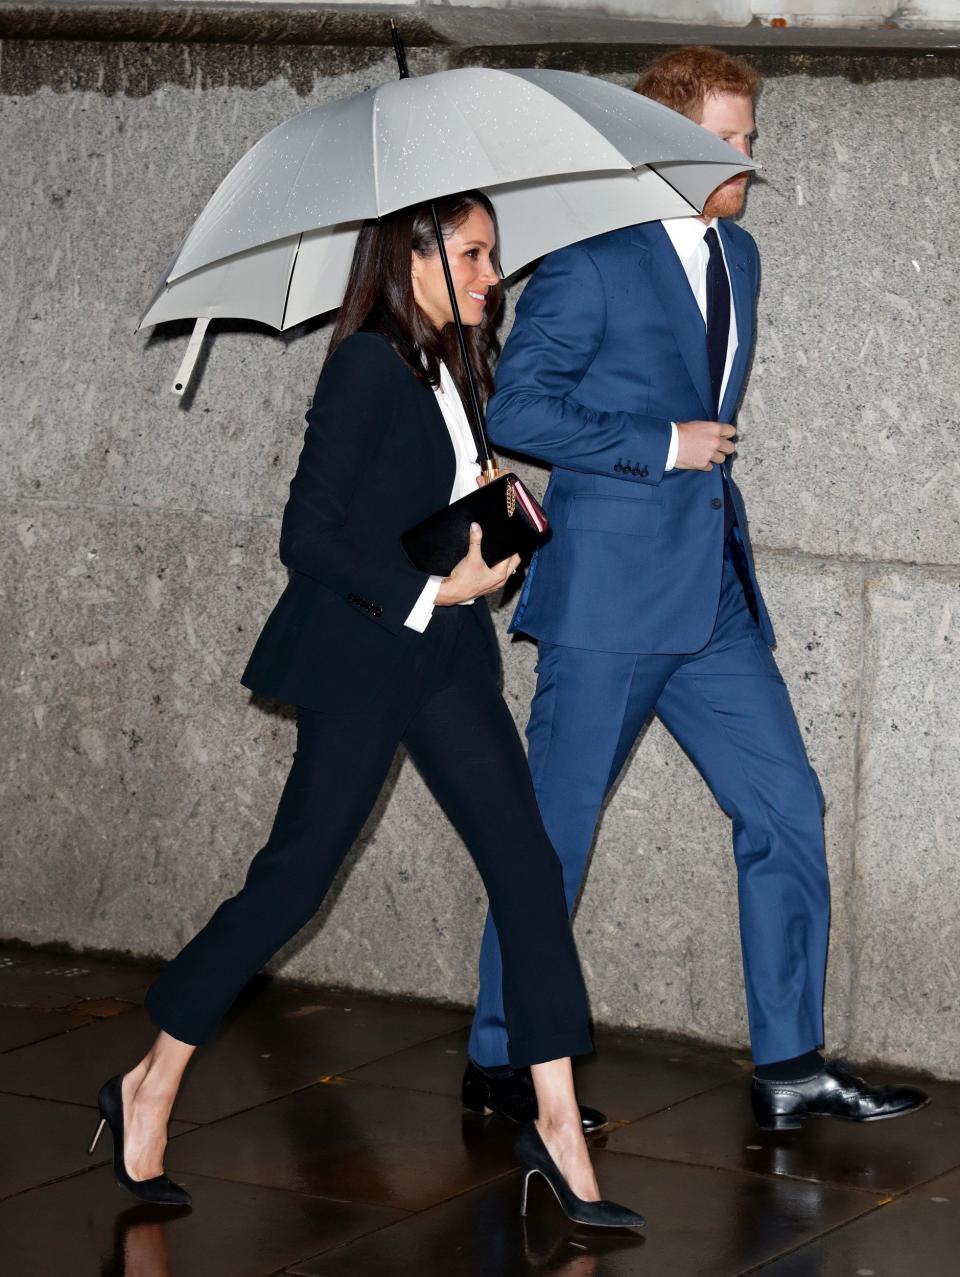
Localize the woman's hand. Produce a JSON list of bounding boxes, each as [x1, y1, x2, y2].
[[435, 523, 520, 605]]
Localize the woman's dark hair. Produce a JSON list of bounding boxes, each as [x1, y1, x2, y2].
[[326, 190, 503, 413]]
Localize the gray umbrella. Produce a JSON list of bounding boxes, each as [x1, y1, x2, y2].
[[141, 66, 754, 392]]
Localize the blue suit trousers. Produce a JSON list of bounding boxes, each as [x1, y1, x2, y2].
[[469, 542, 830, 1067]]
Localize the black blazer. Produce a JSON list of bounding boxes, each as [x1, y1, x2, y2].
[[242, 331, 500, 712]]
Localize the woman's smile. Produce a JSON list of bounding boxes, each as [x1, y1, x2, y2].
[[412, 204, 500, 329]]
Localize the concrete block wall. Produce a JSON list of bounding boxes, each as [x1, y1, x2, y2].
[[2, 10, 958, 1076]]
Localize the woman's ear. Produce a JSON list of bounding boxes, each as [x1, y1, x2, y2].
[[410, 251, 423, 307]]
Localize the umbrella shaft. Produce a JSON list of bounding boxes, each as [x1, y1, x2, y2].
[[391, 21, 492, 465], [428, 201, 492, 465], [390, 21, 409, 79]]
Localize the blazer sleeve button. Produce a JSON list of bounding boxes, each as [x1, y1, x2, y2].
[[614, 463, 623, 473]]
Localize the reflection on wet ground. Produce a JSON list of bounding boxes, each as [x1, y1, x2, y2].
[[1, 945, 957, 1276]]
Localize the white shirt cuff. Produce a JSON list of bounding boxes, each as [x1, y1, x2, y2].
[[404, 575, 443, 632], [666, 422, 679, 472]]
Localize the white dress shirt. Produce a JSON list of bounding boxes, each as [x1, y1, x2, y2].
[[660, 216, 739, 471], [404, 360, 482, 632]]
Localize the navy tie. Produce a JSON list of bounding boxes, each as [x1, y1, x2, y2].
[[704, 226, 736, 540]]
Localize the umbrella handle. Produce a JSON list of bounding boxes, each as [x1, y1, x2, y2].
[[171, 317, 209, 397]]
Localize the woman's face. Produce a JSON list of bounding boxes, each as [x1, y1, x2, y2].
[[411, 206, 500, 330]]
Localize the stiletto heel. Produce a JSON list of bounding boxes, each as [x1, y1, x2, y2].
[[520, 1168, 535, 1217], [88, 1117, 106, 1155], [515, 1122, 645, 1229], [93, 1074, 192, 1207]]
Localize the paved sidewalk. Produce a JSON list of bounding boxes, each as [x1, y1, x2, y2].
[[1, 944, 957, 1275]]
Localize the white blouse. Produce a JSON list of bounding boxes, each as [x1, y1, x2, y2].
[[404, 360, 482, 632]]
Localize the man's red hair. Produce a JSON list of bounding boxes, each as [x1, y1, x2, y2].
[[635, 46, 760, 121]]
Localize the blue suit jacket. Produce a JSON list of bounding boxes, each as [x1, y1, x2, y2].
[[488, 220, 774, 654]]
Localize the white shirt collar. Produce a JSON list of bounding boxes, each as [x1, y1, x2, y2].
[[660, 216, 719, 265]]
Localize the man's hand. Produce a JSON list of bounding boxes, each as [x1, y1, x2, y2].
[[435, 523, 520, 605], [676, 420, 736, 472]]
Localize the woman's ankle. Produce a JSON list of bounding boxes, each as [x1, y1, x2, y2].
[[124, 1060, 179, 1111], [536, 1113, 585, 1142], [122, 1061, 149, 1100]]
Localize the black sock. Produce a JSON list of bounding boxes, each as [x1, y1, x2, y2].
[[755, 1050, 825, 1081]]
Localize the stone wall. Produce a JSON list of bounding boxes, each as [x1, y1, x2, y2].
[[2, 10, 958, 1076]]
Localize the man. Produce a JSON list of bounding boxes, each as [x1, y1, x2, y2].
[[461, 46, 927, 1132]]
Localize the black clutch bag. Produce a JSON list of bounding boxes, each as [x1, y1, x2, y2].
[[401, 472, 549, 577]]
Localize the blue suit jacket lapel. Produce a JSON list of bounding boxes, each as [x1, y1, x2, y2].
[[718, 221, 753, 423], [641, 223, 714, 418]]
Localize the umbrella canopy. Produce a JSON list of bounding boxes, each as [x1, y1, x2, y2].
[[140, 66, 754, 390], [141, 166, 728, 335]]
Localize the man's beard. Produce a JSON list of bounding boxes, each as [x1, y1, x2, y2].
[[703, 175, 749, 220]]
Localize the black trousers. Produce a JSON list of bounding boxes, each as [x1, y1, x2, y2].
[[146, 606, 592, 1067]]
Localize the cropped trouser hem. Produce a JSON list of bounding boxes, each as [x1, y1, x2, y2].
[[144, 987, 210, 1048], [508, 1028, 594, 1069]]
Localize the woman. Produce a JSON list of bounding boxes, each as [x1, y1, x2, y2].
[[90, 191, 644, 1229]]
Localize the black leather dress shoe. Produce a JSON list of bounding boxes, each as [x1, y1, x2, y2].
[[752, 1058, 930, 1131], [462, 1061, 607, 1132]]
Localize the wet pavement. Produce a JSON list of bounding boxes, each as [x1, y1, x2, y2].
[[1, 945, 957, 1276]]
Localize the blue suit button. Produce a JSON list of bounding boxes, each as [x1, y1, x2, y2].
[[711, 497, 723, 509], [614, 463, 624, 473]]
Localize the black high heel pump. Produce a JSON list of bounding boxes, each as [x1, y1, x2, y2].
[[89, 1074, 192, 1207], [515, 1122, 645, 1229]]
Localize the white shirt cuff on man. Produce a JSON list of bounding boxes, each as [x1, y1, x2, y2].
[[666, 422, 679, 472], [404, 575, 444, 632]]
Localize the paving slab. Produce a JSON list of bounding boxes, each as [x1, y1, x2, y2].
[[347, 1024, 746, 1123], [605, 1077, 960, 1195], [0, 947, 156, 1011], [0, 1165, 402, 1277], [0, 979, 468, 1123], [0, 1091, 193, 1201], [752, 1164, 960, 1277], [166, 1078, 519, 1212], [287, 1148, 882, 1277], [0, 1003, 92, 1053]]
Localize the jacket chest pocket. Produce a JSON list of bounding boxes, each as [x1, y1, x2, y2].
[[564, 494, 662, 538]]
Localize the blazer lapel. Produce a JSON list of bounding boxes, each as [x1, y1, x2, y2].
[[419, 374, 458, 504], [642, 223, 713, 418], [718, 222, 754, 423]]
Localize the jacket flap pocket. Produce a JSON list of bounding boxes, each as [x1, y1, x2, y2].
[[565, 495, 662, 537]]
